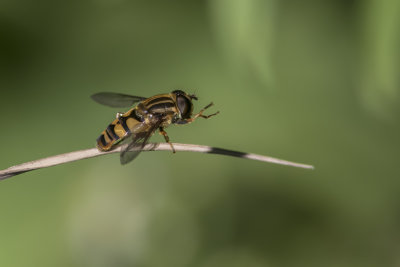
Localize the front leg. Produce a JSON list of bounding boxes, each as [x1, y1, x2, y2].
[[178, 102, 219, 124], [159, 127, 176, 153]]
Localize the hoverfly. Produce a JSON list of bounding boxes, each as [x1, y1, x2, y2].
[[91, 90, 219, 164]]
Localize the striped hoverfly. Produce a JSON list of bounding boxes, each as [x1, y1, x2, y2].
[[91, 90, 219, 164]]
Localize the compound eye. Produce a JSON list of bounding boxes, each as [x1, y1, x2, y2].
[[177, 96, 190, 118]]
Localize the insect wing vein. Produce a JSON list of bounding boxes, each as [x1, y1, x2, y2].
[[91, 92, 146, 108], [120, 118, 163, 164]]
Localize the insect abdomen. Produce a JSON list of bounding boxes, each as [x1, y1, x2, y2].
[[96, 120, 123, 151], [96, 108, 142, 151]]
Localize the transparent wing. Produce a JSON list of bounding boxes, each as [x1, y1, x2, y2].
[[120, 118, 163, 165], [91, 92, 146, 108]]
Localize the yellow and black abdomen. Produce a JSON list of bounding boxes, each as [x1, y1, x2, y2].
[[96, 108, 143, 151]]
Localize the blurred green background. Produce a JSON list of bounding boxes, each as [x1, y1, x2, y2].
[[1, 0, 400, 266]]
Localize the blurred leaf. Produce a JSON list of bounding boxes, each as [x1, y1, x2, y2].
[[359, 0, 400, 120], [208, 0, 276, 88]]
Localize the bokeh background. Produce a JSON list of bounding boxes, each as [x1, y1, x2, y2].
[[1, 0, 400, 266]]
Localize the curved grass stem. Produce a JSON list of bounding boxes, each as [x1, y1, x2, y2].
[[0, 143, 314, 180]]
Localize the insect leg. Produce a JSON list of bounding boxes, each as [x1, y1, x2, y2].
[[180, 102, 219, 124], [159, 127, 176, 153]]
